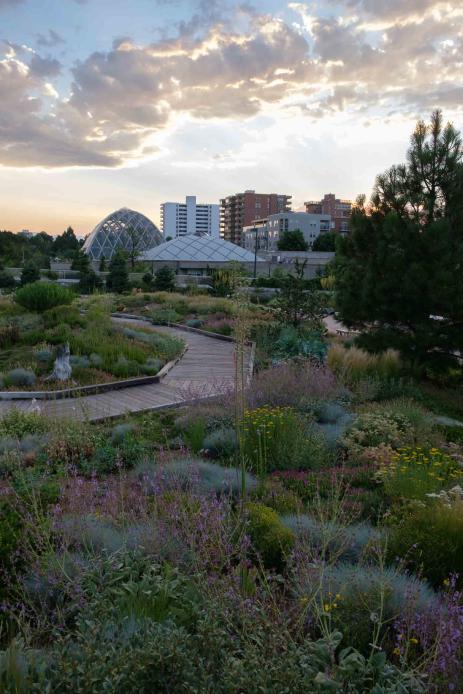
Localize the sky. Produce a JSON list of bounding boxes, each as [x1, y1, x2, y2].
[[1, 0, 462, 237]]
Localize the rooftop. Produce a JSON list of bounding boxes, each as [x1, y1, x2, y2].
[[140, 234, 265, 263]]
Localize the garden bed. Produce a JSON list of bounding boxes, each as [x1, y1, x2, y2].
[[0, 296, 185, 393]]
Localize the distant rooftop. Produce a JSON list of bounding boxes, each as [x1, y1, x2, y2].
[[141, 234, 265, 263]]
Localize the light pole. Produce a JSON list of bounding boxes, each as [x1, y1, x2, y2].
[[253, 226, 258, 280]]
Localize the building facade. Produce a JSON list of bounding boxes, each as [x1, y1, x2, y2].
[[304, 193, 352, 233], [242, 211, 331, 252], [161, 196, 220, 239], [220, 190, 291, 246]]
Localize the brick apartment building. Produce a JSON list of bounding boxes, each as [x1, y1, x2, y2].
[[220, 190, 291, 246], [304, 193, 352, 233]]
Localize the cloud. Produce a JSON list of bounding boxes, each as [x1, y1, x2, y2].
[[36, 29, 66, 47], [0, 1, 462, 169]]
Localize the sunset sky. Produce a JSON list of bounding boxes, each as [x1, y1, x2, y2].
[[1, 0, 462, 236]]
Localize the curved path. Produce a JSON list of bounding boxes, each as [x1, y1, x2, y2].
[[0, 320, 249, 422]]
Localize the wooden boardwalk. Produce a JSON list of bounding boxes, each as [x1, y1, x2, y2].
[[0, 322, 247, 422]]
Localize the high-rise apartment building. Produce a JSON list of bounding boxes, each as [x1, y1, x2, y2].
[[304, 193, 352, 233], [220, 190, 292, 246], [161, 196, 220, 239]]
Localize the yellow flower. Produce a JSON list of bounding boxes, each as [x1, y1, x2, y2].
[[324, 603, 331, 612], [393, 647, 401, 656], [410, 637, 418, 645]]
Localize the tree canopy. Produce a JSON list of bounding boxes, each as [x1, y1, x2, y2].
[[335, 110, 463, 371], [277, 229, 308, 252], [312, 232, 337, 252]]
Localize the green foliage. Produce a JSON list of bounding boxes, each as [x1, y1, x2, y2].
[[181, 417, 207, 454], [312, 232, 337, 252], [0, 272, 17, 289], [246, 502, 294, 569], [136, 458, 257, 497], [15, 282, 74, 312], [277, 229, 308, 251], [282, 515, 381, 563], [274, 325, 327, 362], [79, 269, 103, 295], [3, 368, 36, 388], [343, 411, 412, 456], [71, 250, 90, 273], [387, 500, 463, 588], [20, 261, 40, 286], [43, 304, 84, 328], [98, 256, 107, 272], [202, 427, 237, 458], [273, 260, 325, 329], [243, 406, 327, 473], [150, 307, 181, 324], [141, 272, 153, 290], [106, 252, 129, 293], [153, 266, 176, 292], [335, 111, 463, 370], [299, 563, 438, 655], [0, 410, 49, 438], [327, 343, 402, 385], [379, 446, 463, 501]]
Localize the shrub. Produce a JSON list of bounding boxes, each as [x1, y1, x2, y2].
[[181, 418, 207, 454], [111, 423, 136, 445], [43, 304, 84, 328], [365, 398, 437, 447], [378, 446, 463, 500], [33, 348, 53, 363], [247, 360, 341, 410], [15, 282, 74, 312], [387, 500, 463, 588], [327, 343, 401, 384], [136, 458, 257, 497], [3, 368, 36, 388], [246, 502, 294, 569], [294, 562, 438, 654], [153, 266, 176, 292], [185, 318, 203, 328], [202, 427, 237, 458], [251, 478, 302, 514], [0, 325, 19, 349], [142, 357, 162, 375], [0, 271, 16, 289], [151, 307, 182, 324], [342, 411, 413, 457], [281, 514, 381, 563], [242, 406, 327, 474], [0, 410, 49, 438], [20, 261, 40, 286]]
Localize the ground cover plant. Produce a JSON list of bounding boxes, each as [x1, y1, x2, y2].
[[0, 295, 184, 389]]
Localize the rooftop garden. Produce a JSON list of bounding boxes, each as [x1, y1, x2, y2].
[[0, 286, 184, 391]]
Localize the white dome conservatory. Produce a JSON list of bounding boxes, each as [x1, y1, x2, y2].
[[83, 207, 163, 261]]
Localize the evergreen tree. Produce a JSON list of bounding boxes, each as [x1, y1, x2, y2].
[[99, 256, 107, 272], [335, 110, 463, 370], [274, 260, 325, 328], [106, 251, 129, 293], [79, 269, 103, 294], [20, 261, 40, 286], [312, 232, 337, 252], [53, 226, 80, 259], [71, 250, 90, 273], [277, 229, 308, 251], [153, 265, 176, 291]]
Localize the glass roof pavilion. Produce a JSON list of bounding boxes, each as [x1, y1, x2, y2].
[[83, 207, 162, 261], [141, 234, 265, 264]]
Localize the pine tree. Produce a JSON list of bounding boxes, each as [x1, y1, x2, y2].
[[335, 110, 463, 370], [106, 251, 129, 293], [20, 261, 40, 286], [153, 265, 175, 291]]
